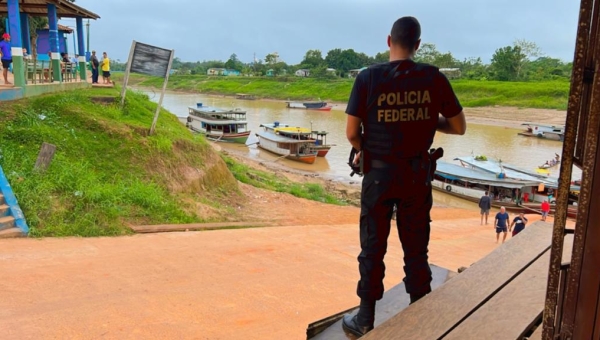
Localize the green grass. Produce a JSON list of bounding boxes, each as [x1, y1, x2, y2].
[[221, 154, 347, 205], [113, 73, 570, 110], [0, 88, 240, 237]]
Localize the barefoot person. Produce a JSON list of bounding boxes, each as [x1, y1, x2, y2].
[[342, 16, 466, 337], [479, 191, 492, 225], [494, 207, 510, 244], [0, 33, 12, 85]]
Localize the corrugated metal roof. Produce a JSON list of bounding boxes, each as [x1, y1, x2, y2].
[[0, 0, 100, 19], [455, 156, 557, 185], [436, 161, 542, 189]]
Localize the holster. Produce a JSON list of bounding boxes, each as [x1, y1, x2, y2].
[[348, 147, 364, 177], [427, 147, 444, 182]]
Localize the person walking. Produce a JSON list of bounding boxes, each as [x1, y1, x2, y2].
[[90, 50, 99, 84], [494, 207, 510, 244], [342, 16, 466, 338], [101, 51, 111, 84], [0, 33, 12, 85], [509, 212, 528, 237], [541, 200, 550, 221], [479, 191, 492, 225]]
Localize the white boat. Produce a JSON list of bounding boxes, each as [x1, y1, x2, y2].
[[256, 123, 318, 164], [285, 101, 332, 111], [186, 104, 251, 143], [518, 123, 565, 141]]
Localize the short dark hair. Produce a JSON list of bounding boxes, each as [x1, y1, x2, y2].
[[390, 16, 421, 50]]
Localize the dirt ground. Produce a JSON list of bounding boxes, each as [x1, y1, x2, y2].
[[1, 200, 553, 340], [0, 90, 570, 339]]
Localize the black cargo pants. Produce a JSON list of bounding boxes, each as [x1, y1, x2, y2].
[[356, 157, 433, 301]]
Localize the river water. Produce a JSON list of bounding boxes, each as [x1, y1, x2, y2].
[[142, 89, 581, 188]]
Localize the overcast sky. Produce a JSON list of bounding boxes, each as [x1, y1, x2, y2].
[[64, 0, 580, 64]]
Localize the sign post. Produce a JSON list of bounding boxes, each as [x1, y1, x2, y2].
[[119, 41, 175, 135]]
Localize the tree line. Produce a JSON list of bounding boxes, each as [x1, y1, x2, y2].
[[165, 39, 572, 82]]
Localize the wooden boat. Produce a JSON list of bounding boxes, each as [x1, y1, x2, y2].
[[256, 123, 318, 164], [310, 130, 334, 157], [236, 93, 256, 100], [538, 154, 561, 169], [286, 101, 329, 110], [433, 157, 578, 218], [186, 104, 251, 144], [261, 122, 334, 157], [518, 123, 565, 141]]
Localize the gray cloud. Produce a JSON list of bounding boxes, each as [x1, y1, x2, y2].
[[71, 0, 579, 64]]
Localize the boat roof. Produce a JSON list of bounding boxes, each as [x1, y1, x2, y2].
[[275, 127, 312, 134], [436, 162, 543, 189], [189, 106, 246, 114], [188, 116, 247, 125], [521, 122, 565, 128], [256, 131, 315, 144], [454, 156, 557, 185], [261, 123, 291, 129]]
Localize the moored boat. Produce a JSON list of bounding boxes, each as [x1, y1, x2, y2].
[[310, 130, 334, 157], [518, 123, 565, 141], [236, 93, 256, 100], [286, 101, 330, 110], [260, 122, 334, 157], [186, 104, 251, 144], [433, 157, 578, 218], [256, 123, 318, 164]]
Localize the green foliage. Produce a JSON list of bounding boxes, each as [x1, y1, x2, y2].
[[491, 45, 527, 81], [0, 88, 226, 237], [221, 155, 347, 205], [116, 73, 570, 110]]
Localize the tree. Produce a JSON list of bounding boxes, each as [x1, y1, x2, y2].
[[414, 43, 440, 64], [514, 39, 543, 60], [301, 49, 324, 69], [373, 51, 390, 63], [490, 46, 527, 81], [457, 57, 489, 80]]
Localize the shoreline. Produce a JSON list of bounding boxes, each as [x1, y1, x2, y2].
[[137, 85, 567, 130]]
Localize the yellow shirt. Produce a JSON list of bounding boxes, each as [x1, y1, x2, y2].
[[101, 58, 110, 72]]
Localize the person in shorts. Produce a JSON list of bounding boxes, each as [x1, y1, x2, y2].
[[0, 33, 12, 85], [509, 212, 528, 237], [541, 200, 550, 221], [479, 191, 492, 225], [101, 51, 111, 84], [494, 206, 510, 244]]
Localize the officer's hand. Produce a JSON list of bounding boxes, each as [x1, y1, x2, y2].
[[353, 151, 361, 165]]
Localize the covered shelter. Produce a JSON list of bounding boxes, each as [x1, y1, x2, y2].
[[0, 0, 100, 88]]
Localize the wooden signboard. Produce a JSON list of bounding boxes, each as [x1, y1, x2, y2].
[[120, 41, 175, 135]]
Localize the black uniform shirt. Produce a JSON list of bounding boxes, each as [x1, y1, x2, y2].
[[346, 60, 463, 157]]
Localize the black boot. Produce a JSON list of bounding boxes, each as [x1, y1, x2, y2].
[[342, 314, 374, 338], [409, 291, 430, 305], [342, 299, 375, 337]]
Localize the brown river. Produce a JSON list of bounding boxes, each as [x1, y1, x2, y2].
[[142, 89, 581, 203]]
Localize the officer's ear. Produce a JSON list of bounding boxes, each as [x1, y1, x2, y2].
[[414, 39, 421, 53], [387, 35, 392, 48]]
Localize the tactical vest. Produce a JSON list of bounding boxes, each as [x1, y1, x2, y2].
[[363, 61, 441, 162]]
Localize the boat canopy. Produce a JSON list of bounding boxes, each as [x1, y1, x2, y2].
[[257, 131, 316, 144], [455, 156, 557, 185], [436, 161, 543, 189]]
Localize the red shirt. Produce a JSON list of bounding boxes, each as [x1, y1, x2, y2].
[[541, 201, 550, 212]]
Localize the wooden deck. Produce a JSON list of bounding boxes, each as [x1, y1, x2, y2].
[[354, 222, 572, 340]]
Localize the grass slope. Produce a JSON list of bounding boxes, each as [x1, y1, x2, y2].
[[115, 73, 570, 110], [0, 88, 346, 237], [0, 88, 239, 237]]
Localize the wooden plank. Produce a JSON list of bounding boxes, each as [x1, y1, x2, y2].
[[308, 264, 454, 340], [33, 142, 56, 172], [130, 221, 274, 233], [362, 222, 553, 340], [444, 253, 549, 340]]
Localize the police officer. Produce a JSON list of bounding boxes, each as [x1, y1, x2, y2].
[[342, 16, 466, 337]]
